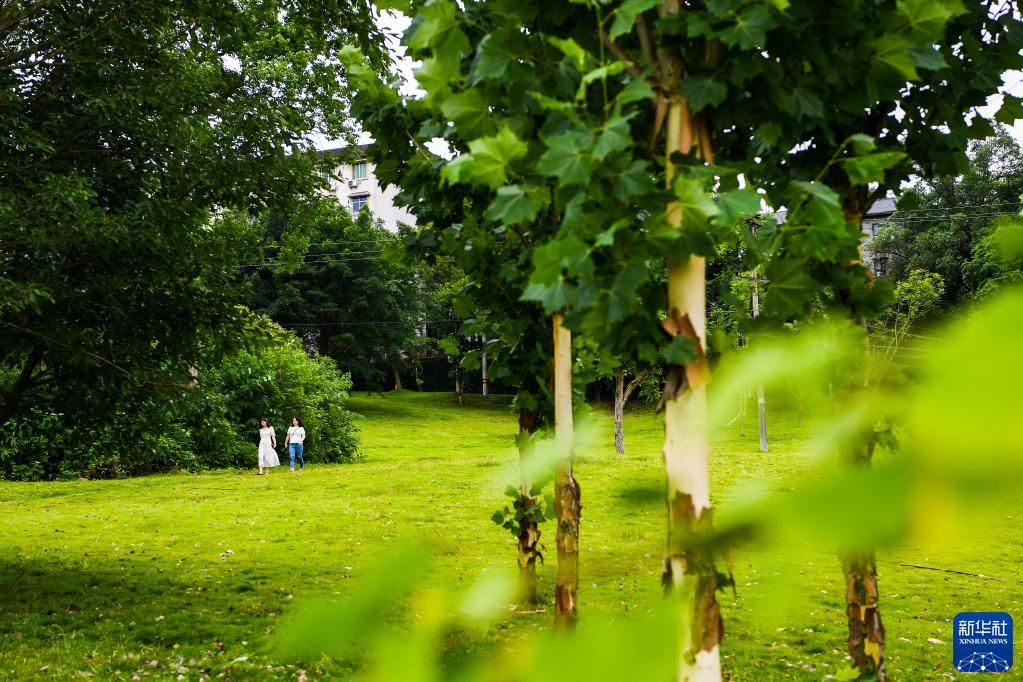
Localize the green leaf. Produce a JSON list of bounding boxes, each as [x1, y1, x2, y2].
[[908, 45, 948, 71], [577, 61, 629, 100], [663, 335, 697, 365], [441, 154, 474, 185], [439, 336, 461, 355], [484, 185, 542, 225], [548, 36, 589, 70], [594, 115, 634, 160], [716, 189, 761, 226], [681, 76, 727, 113], [528, 91, 578, 113], [847, 134, 876, 155], [995, 95, 1023, 125], [753, 122, 782, 152], [608, 261, 648, 323], [407, 0, 469, 60], [871, 35, 919, 81], [440, 89, 494, 139], [614, 159, 656, 202], [609, 0, 659, 40], [673, 176, 720, 228], [539, 130, 594, 187], [471, 33, 516, 83], [785, 88, 824, 120], [414, 56, 459, 98], [491, 510, 505, 525], [466, 127, 529, 189], [842, 151, 907, 185], [616, 77, 655, 107], [718, 4, 775, 49], [764, 257, 819, 315], [895, 0, 966, 42]]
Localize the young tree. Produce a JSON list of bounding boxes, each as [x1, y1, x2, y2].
[[353, 0, 1022, 677]]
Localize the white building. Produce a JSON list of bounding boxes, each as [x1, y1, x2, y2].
[[317, 144, 416, 231], [859, 198, 898, 277], [774, 197, 899, 277]]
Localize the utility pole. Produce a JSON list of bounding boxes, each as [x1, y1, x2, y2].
[[481, 336, 489, 398], [750, 265, 768, 453]]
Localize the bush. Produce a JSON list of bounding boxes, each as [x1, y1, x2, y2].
[[191, 328, 360, 468], [0, 324, 359, 480]]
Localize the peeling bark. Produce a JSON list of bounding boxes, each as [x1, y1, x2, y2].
[[659, 80, 722, 680], [553, 314, 580, 629], [841, 549, 886, 680], [517, 409, 541, 605]]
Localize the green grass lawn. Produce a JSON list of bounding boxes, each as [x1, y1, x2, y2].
[[1, 391, 1019, 680]]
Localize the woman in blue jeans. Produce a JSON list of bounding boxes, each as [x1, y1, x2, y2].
[[285, 416, 306, 472]]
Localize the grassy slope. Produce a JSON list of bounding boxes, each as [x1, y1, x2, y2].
[[0, 391, 1019, 680]]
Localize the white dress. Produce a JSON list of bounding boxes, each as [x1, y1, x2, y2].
[[258, 426, 280, 468]]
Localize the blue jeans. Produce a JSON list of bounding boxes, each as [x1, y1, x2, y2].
[[288, 443, 304, 470]]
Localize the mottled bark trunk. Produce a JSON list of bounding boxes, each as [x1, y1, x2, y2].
[[455, 374, 463, 406], [392, 365, 402, 391], [842, 549, 886, 679], [614, 367, 626, 454], [839, 203, 886, 680], [553, 314, 580, 629], [659, 78, 722, 680], [517, 409, 541, 605]]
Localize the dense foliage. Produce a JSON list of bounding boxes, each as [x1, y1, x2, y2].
[[249, 199, 422, 390], [873, 130, 1023, 304], [0, 322, 359, 480], [0, 0, 382, 440]]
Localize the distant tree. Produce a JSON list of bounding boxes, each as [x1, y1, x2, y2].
[[872, 131, 1023, 304], [0, 1, 384, 428], [247, 200, 425, 391]]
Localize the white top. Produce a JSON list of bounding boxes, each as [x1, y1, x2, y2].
[[287, 426, 306, 444]]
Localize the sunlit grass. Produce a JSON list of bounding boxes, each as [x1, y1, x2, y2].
[[0, 391, 1018, 679]]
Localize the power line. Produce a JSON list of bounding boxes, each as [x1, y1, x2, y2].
[[234, 255, 385, 269], [279, 319, 461, 327], [261, 239, 389, 249]]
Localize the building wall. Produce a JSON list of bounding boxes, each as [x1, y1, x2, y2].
[[319, 155, 417, 232]]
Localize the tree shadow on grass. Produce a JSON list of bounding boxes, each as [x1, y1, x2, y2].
[[615, 482, 664, 506]]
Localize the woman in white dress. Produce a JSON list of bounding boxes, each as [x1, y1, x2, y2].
[[257, 417, 279, 475]]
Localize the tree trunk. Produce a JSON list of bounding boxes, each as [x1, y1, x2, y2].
[[750, 263, 768, 453], [481, 348, 489, 397], [838, 203, 886, 679], [614, 367, 626, 454], [553, 314, 580, 629], [738, 391, 746, 437], [455, 373, 463, 406], [517, 409, 541, 604], [660, 89, 722, 681], [842, 548, 886, 679], [0, 346, 42, 428], [392, 365, 402, 391]]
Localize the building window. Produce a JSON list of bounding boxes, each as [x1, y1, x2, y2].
[[875, 257, 888, 277], [318, 168, 332, 184], [871, 222, 880, 238], [351, 195, 369, 213], [353, 161, 367, 180]]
